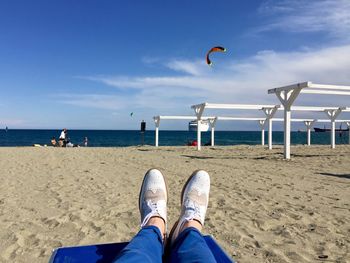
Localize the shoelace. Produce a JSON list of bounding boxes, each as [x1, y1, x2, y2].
[[171, 199, 202, 244], [183, 199, 202, 222], [141, 199, 167, 243], [141, 200, 164, 227]]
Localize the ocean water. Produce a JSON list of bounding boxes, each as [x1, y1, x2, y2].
[[0, 129, 349, 147]]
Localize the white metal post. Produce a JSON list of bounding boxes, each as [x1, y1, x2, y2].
[[193, 104, 205, 151], [197, 120, 201, 150], [274, 88, 302, 159], [304, 120, 315, 146], [262, 106, 279, 150], [211, 126, 215, 146], [259, 120, 266, 146], [209, 118, 217, 147], [284, 109, 291, 158], [261, 128, 265, 146], [154, 117, 160, 147], [324, 108, 343, 149], [155, 126, 159, 147], [268, 119, 273, 150], [331, 121, 335, 148]]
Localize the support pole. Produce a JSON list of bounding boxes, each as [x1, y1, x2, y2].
[[197, 120, 201, 150], [154, 117, 160, 147], [259, 120, 266, 146], [268, 119, 273, 150], [304, 120, 315, 146], [347, 122, 350, 144], [274, 88, 302, 159], [211, 126, 215, 146], [193, 104, 206, 151], [331, 120, 335, 149], [209, 118, 217, 147], [155, 126, 159, 147], [324, 108, 343, 149], [262, 106, 279, 150], [261, 127, 265, 146], [284, 109, 291, 158]]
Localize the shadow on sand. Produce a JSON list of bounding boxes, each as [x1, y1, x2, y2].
[[319, 172, 350, 179]]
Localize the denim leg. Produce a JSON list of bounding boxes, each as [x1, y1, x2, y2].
[[169, 227, 216, 263], [113, 226, 163, 263]]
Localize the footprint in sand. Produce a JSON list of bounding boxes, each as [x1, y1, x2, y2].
[[41, 217, 60, 229]]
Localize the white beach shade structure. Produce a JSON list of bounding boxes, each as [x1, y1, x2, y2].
[[289, 106, 350, 150], [268, 82, 350, 159], [316, 119, 350, 145], [209, 116, 326, 148], [191, 103, 279, 150], [154, 116, 194, 147], [293, 106, 349, 149], [199, 116, 344, 148], [153, 115, 268, 147], [272, 118, 350, 147], [153, 115, 214, 147]]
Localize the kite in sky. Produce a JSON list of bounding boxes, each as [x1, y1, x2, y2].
[[130, 112, 134, 117], [206, 46, 227, 66]]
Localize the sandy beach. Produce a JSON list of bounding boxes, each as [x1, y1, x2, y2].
[[0, 145, 349, 262]]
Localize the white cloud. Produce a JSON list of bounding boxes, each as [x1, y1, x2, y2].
[[257, 0, 350, 40], [165, 59, 204, 76], [58, 94, 129, 111], [70, 44, 350, 121]]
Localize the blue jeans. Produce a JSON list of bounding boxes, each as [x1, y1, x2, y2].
[[113, 226, 216, 263]]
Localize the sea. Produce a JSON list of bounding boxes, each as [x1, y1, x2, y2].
[[0, 129, 349, 147]]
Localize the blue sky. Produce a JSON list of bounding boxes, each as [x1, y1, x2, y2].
[[0, 0, 349, 130]]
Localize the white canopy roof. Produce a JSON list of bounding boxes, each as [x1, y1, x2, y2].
[[268, 81, 350, 96]]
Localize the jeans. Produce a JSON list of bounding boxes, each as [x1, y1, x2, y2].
[[113, 226, 216, 263]]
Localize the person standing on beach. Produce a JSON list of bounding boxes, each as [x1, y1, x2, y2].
[[59, 128, 67, 147], [84, 137, 88, 147]]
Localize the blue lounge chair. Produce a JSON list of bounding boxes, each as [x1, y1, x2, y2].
[[49, 235, 234, 262]]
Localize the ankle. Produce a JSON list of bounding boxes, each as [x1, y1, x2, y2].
[[146, 216, 166, 237], [181, 219, 202, 232]]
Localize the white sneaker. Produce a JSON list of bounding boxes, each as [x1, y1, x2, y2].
[[170, 170, 210, 244], [139, 169, 167, 232]]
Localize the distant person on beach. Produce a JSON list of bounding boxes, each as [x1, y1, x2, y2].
[[51, 137, 57, 147], [59, 128, 67, 147], [113, 169, 216, 262], [65, 138, 79, 147], [83, 137, 88, 147], [66, 138, 74, 147]]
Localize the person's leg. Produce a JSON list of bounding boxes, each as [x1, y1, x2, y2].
[[113, 225, 163, 263], [169, 226, 216, 262], [168, 170, 216, 263], [113, 169, 167, 262]]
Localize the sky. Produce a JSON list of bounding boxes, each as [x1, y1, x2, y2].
[[0, 0, 349, 130]]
